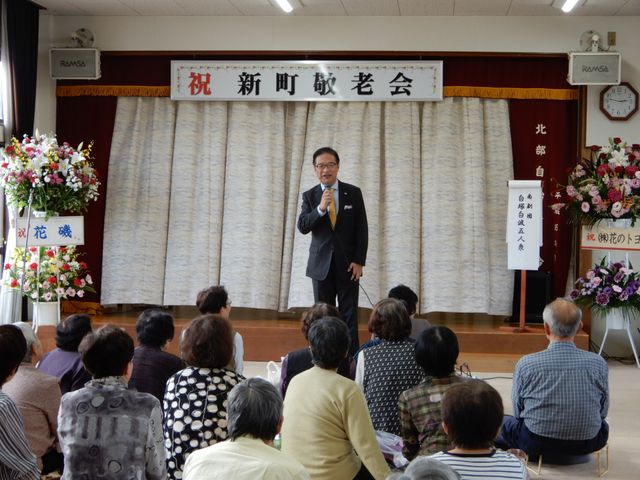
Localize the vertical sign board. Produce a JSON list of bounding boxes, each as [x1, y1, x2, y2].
[[507, 181, 543, 270]]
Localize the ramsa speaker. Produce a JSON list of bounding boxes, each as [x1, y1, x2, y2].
[[568, 52, 621, 85], [50, 48, 101, 80]]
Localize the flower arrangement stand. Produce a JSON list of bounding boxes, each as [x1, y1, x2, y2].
[[597, 310, 640, 368]]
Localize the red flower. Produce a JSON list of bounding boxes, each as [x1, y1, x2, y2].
[[4, 263, 10, 270], [74, 278, 83, 287], [9, 279, 17, 288], [28, 262, 38, 270], [47, 276, 57, 284], [1, 162, 7, 168], [79, 262, 88, 269], [61, 264, 71, 271], [614, 165, 625, 174], [29, 247, 37, 253], [633, 144, 640, 150], [629, 153, 636, 162], [596, 165, 611, 177], [5, 145, 14, 154], [613, 137, 622, 144], [626, 165, 638, 177], [46, 250, 55, 258], [591, 145, 601, 151], [608, 189, 623, 202], [599, 153, 607, 160]]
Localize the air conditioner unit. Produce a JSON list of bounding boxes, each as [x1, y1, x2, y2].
[[50, 48, 101, 80], [568, 52, 621, 85]]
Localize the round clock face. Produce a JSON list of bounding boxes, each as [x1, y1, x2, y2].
[[600, 83, 639, 121]]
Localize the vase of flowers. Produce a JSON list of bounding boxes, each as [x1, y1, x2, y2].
[[551, 137, 640, 226], [4, 245, 95, 303], [0, 133, 100, 219], [570, 257, 640, 326]]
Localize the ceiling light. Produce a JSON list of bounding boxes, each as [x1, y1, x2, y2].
[[561, 0, 580, 13], [274, 0, 293, 13]]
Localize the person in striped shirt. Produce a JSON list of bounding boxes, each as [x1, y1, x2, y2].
[[0, 324, 40, 480], [429, 380, 528, 480]]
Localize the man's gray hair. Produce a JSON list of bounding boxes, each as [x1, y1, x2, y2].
[[227, 377, 282, 442], [542, 297, 582, 338], [386, 457, 461, 480], [13, 322, 39, 363]]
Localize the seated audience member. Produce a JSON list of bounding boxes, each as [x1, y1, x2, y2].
[[0, 325, 40, 480], [37, 313, 92, 394], [429, 380, 527, 480], [129, 308, 184, 401], [280, 302, 352, 397], [4, 322, 63, 474], [388, 284, 430, 340], [495, 298, 608, 458], [57, 325, 166, 480], [399, 326, 466, 459], [355, 298, 423, 435], [196, 285, 244, 375], [183, 377, 309, 479], [282, 316, 390, 480], [164, 314, 245, 480], [386, 457, 460, 480]]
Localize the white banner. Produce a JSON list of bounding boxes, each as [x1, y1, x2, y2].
[[171, 61, 443, 102], [506, 180, 543, 270], [15, 216, 85, 247]]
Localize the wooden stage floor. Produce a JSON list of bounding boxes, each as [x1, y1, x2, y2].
[[36, 307, 589, 373]]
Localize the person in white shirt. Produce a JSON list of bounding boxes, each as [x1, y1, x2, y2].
[[183, 377, 308, 480]]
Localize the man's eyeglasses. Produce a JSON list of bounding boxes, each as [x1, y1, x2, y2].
[[314, 162, 338, 170]]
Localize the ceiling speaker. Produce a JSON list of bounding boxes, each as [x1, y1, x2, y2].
[[568, 52, 621, 85], [50, 48, 101, 80]]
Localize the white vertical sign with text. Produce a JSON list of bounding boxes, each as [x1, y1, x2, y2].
[[507, 180, 543, 270]]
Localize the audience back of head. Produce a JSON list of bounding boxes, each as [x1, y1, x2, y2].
[[0, 325, 27, 385], [196, 286, 228, 314], [308, 316, 350, 369], [368, 298, 412, 340], [181, 314, 234, 369], [227, 377, 282, 442], [442, 379, 503, 449], [80, 325, 134, 378], [12, 322, 39, 363], [300, 302, 341, 341], [387, 457, 461, 480], [415, 326, 459, 378], [388, 284, 419, 317], [136, 309, 175, 348], [55, 314, 92, 351], [543, 297, 582, 338]]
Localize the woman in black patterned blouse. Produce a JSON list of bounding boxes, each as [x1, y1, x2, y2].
[[163, 314, 245, 480]]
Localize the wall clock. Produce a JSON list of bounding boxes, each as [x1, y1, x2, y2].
[[599, 82, 639, 121]]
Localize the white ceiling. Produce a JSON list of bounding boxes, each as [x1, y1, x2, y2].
[[34, 0, 640, 17]]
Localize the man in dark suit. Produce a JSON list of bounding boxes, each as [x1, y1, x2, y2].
[[297, 147, 368, 353]]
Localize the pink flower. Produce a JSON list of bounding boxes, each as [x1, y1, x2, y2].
[[592, 277, 602, 286], [566, 185, 578, 197], [632, 179, 640, 189], [581, 202, 590, 213], [611, 201, 625, 217]]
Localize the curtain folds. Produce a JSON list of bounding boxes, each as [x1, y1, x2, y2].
[[103, 97, 513, 315]]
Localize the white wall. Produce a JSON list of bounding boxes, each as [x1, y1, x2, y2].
[[36, 15, 640, 143]]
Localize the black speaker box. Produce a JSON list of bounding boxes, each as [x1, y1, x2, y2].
[[511, 270, 552, 324]]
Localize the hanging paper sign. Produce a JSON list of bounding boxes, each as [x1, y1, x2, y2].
[[15, 216, 85, 247], [581, 224, 640, 251], [506, 180, 543, 270], [171, 60, 443, 102]]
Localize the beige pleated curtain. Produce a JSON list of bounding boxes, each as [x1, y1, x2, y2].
[[102, 97, 514, 315]]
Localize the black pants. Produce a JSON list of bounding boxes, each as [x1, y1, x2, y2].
[[312, 253, 360, 354], [352, 462, 375, 480], [495, 415, 609, 457]]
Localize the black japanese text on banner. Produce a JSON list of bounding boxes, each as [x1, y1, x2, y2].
[[170, 61, 443, 102], [507, 180, 543, 271]]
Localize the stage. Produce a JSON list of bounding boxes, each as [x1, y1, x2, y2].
[[35, 307, 589, 373]]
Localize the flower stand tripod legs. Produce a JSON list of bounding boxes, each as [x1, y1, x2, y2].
[[597, 313, 640, 368]]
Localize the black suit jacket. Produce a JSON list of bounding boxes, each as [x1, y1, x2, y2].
[[297, 181, 368, 281]]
